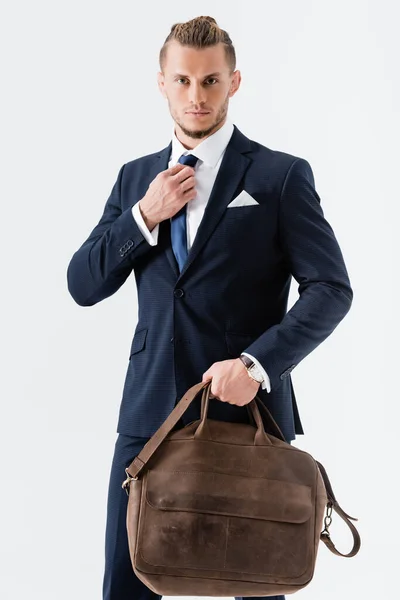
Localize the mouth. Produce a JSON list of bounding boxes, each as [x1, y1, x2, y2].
[[186, 111, 210, 116]]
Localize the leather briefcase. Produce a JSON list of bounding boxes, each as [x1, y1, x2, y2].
[[122, 380, 361, 597]]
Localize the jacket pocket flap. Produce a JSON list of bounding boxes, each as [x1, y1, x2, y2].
[[129, 327, 148, 358], [145, 469, 312, 523]]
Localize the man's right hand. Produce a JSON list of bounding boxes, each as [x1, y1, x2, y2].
[[138, 163, 197, 231]]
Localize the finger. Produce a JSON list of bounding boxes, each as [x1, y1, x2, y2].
[[167, 163, 187, 175], [181, 176, 196, 193], [172, 165, 195, 182]]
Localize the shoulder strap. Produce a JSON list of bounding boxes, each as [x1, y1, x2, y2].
[[316, 460, 361, 557]]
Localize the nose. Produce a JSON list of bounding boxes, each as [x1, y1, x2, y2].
[[188, 82, 207, 106]]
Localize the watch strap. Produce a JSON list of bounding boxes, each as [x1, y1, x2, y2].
[[239, 354, 254, 369]]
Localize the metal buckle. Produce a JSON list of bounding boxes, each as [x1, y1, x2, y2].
[[121, 468, 138, 496], [321, 502, 333, 537]]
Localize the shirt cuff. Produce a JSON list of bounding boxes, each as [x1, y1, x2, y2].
[[132, 202, 159, 246], [240, 352, 271, 393]]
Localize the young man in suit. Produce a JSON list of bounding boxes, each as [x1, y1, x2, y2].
[[67, 15, 353, 600]]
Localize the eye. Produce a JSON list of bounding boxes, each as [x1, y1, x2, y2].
[[176, 78, 218, 85]]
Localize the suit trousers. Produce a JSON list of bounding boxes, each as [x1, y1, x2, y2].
[[102, 424, 287, 600]]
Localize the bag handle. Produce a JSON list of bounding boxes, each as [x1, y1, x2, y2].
[[123, 380, 281, 483], [194, 381, 282, 445]]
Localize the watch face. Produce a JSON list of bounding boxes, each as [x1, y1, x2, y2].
[[248, 366, 263, 382]]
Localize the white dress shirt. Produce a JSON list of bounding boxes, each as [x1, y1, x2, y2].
[[131, 116, 271, 392]]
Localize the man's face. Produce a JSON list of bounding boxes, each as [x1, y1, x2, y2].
[[157, 41, 241, 141]]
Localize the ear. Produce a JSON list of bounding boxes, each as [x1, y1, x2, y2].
[[157, 72, 167, 99], [229, 70, 241, 97]]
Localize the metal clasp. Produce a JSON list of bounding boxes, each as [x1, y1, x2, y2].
[[121, 468, 138, 496], [321, 502, 333, 538]]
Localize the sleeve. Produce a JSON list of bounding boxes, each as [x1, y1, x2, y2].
[[131, 202, 160, 246], [67, 164, 160, 306], [242, 157, 353, 392]]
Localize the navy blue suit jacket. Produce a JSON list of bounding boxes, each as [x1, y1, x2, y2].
[[67, 124, 353, 442]]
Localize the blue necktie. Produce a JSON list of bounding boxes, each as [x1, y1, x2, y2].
[[170, 153, 199, 272]]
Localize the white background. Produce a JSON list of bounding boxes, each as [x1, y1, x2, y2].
[[1, 1, 398, 599]]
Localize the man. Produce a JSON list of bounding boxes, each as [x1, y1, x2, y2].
[[67, 15, 353, 600]]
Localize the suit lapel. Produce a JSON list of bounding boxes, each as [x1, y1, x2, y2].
[[150, 124, 253, 281]]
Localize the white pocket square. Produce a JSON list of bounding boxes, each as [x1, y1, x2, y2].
[[227, 190, 259, 207]]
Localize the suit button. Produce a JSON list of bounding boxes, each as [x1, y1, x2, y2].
[[174, 289, 184, 298], [170, 337, 174, 343]]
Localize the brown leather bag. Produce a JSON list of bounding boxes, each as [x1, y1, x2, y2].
[[122, 380, 361, 597]]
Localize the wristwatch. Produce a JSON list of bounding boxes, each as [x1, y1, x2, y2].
[[239, 354, 264, 384]]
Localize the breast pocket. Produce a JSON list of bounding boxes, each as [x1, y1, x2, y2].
[[218, 203, 274, 242], [224, 204, 264, 219]]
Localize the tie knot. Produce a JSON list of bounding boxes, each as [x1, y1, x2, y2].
[[178, 153, 198, 168]]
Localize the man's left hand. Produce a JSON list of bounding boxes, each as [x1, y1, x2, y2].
[[202, 358, 260, 406]]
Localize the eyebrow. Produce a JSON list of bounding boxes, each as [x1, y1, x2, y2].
[[173, 72, 222, 78]]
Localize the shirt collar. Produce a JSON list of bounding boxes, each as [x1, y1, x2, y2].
[[170, 116, 234, 168]]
